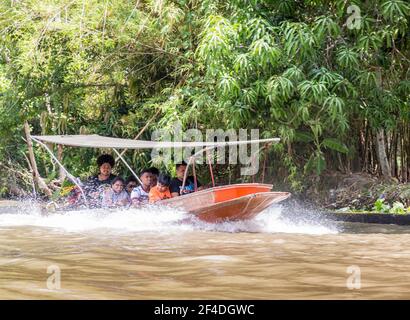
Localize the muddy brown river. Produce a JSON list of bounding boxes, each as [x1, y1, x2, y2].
[[1, 201, 410, 299]]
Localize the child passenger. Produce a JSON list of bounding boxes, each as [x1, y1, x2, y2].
[[102, 177, 130, 207], [149, 173, 172, 203], [130, 169, 152, 205], [148, 167, 159, 187], [125, 176, 138, 195]]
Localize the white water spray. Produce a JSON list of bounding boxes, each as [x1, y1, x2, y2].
[[0, 201, 338, 235]]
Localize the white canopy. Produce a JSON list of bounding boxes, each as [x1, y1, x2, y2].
[[31, 134, 280, 149]]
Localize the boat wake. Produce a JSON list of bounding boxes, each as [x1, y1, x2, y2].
[[190, 205, 339, 235], [0, 201, 338, 235]]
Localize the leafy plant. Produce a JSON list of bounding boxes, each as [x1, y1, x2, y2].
[[389, 202, 406, 215], [373, 198, 391, 213]]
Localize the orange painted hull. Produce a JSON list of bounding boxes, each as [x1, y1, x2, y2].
[[161, 183, 290, 223]]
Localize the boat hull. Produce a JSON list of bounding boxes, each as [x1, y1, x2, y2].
[[160, 184, 290, 223], [47, 183, 291, 223]]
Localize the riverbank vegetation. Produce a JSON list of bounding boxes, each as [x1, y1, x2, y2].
[[0, 0, 409, 206], [312, 172, 410, 212]]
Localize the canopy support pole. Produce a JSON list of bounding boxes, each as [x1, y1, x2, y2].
[[181, 143, 272, 190], [207, 153, 215, 187], [30, 136, 89, 208], [192, 157, 198, 192], [181, 146, 215, 191], [112, 148, 143, 185], [181, 156, 194, 192]]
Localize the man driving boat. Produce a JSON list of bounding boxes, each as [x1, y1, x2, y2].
[[170, 162, 204, 197]]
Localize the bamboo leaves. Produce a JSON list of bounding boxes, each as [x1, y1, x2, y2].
[[322, 138, 349, 154], [218, 74, 240, 98], [197, 15, 236, 62], [313, 15, 341, 41], [249, 36, 281, 68], [381, 0, 410, 23], [305, 151, 326, 175], [267, 75, 294, 105], [233, 53, 251, 74], [336, 47, 359, 70], [357, 33, 383, 53], [241, 88, 257, 106], [324, 95, 345, 123], [298, 80, 329, 104], [282, 22, 317, 61], [282, 65, 304, 83]]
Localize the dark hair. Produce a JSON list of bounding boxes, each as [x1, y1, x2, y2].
[[140, 168, 152, 177], [97, 154, 115, 168], [111, 176, 125, 186], [147, 167, 159, 176], [125, 176, 138, 185], [157, 173, 171, 186], [176, 161, 187, 170]]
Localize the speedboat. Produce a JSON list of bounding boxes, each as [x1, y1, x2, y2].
[[29, 134, 291, 222]]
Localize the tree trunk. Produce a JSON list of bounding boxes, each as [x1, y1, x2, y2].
[[375, 129, 392, 180], [391, 131, 398, 179], [363, 122, 369, 172], [24, 122, 52, 197], [57, 144, 66, 183]]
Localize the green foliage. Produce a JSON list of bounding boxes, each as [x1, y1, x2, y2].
[[373, 198, 391, 213], [322, 138, 349, 154], [390, 201, 406, 214], [373, 199, 408, 214], [305, 151, 326, 176]]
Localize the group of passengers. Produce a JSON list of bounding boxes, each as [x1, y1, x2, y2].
[[70, 154, 203, 208]]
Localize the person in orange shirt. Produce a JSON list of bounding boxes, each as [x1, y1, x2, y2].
[[149, 173, 172, 203]]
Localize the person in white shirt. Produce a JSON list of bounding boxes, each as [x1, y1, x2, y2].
[[130, 169, 153, 205]]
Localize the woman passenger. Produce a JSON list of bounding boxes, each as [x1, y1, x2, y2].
[[102, 177, 130, 207]]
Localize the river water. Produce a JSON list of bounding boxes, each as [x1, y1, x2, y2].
[[1, 202, 410, 299]]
